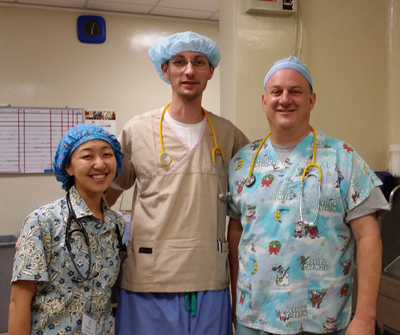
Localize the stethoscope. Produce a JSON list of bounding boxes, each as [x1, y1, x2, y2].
[[66, 191, 123, 282], [158, 103, 231, 201], [244, 127, 322, 232]]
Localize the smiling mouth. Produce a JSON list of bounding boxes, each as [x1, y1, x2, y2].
[[277, 109, 295, 113], [91, 174, 106, 179]]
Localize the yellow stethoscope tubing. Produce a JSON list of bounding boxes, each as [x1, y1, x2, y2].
[[204, 111, 225, 162], [158, 102, 225, 166], [247, 131, 271, 183], [246, 126, 322, 229], [159, 103, 172, 165], [246, 126, 321, 183], [301, 127, 322, 182], [299, 127, 321, 227]]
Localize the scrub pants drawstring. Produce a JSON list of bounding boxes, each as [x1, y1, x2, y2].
[[184, 292, 197, 316]]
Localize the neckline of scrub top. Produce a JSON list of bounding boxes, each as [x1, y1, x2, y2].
[[164, 113, 207, 176]]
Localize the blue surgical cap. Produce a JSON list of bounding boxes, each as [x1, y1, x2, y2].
[[148, 31, 221, 84], [53, 124, 124, 190], [263, 56, 313, 91]]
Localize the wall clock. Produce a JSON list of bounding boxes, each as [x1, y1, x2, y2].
[[77, 15, 106, 44]]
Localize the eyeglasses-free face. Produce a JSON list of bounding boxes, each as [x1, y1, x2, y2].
[[66, 140, 117, 200]]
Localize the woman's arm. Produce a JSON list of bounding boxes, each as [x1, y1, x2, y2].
[[9, 280, 36, 335]]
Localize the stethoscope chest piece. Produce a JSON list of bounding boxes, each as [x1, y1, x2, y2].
[[160, 152, 172, 166], [245, 175, 256, 187]]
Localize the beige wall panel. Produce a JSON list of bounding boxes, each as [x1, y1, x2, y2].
[[0, 5, 219, 235], [222, 0, 389, 170], [303, 1, 388, 171], [219, 0, 235, 122], [388, 1, 400, 156], [308, 31, 387, 170]]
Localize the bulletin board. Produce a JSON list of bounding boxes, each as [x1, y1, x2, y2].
[[0, 107, 83, 174]]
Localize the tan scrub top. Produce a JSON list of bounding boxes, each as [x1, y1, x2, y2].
[[113, 107, 249, 293]]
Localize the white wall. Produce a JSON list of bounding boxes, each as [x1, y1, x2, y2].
[[0, 5, 219, 235]]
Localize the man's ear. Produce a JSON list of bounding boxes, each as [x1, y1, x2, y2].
[[261, 93, 267, 113], [309, 92, 317, 110], [161, 62, 170, 81], [208, 65, 215, 80]]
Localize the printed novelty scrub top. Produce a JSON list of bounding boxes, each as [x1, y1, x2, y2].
[[228, 131, 381, 334], [12, 185, 125, 335]]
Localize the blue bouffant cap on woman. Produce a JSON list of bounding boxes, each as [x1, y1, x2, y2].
[[263, 56, 313, 91], [53, 124, 124, 190], [148, 31, 221, 84]]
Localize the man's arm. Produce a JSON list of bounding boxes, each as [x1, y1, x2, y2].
[[9, 280, 36, 335], [347, 213, 382, 335], [228, 218, 243, 328], [105, 187, 123, 207]]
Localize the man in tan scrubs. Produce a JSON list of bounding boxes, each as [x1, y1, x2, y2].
[[106, 31, 249, 335]]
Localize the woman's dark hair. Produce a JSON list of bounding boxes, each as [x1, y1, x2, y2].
[[65, 177, 75, 192]]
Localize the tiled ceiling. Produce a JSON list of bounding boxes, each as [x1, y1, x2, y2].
[[0, 0, 220, 20]]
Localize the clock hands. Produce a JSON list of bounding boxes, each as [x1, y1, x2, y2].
[[91, 22, 95, 36]]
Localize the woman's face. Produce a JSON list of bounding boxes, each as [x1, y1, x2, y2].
[[66, 140, 117, 198]]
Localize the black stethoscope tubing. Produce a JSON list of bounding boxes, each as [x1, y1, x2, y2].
[[66, 191, 96, 282], [65, 191, 124, 282]]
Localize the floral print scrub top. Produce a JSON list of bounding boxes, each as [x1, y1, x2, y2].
[[12, 186, 125, 335]]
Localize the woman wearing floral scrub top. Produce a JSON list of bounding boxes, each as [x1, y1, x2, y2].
[[8, 124, 125, 335]]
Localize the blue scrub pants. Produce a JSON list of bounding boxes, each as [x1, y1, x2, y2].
[[115, 288, 233, 335], [236, 323, 346, 335]]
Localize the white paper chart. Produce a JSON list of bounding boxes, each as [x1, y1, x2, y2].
[[0, 108, 83, 173]]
